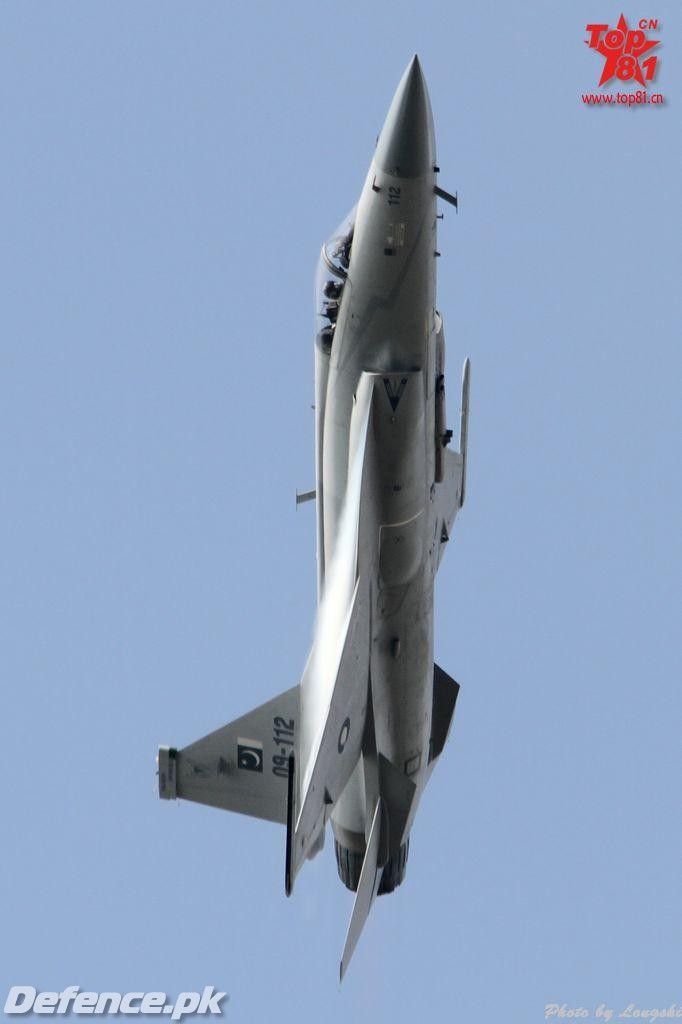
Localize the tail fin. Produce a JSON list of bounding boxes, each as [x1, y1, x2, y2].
[[158, 684, 299, 825]]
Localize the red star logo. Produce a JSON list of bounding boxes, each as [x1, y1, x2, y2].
[[587, 14, 660, 86]]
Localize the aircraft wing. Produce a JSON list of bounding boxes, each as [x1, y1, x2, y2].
[[286, 373, 375, 892], [435, 447, 464, 569], [435, 355, 470, 569], [286, 575, 371, 892]]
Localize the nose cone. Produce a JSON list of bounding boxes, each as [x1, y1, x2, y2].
[[375, 55, 435, 178]]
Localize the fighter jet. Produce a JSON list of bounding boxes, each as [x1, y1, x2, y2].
[[157, 55, 470, 979]]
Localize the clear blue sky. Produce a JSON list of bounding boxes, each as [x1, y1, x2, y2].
[[2, 2, 680, 1020]]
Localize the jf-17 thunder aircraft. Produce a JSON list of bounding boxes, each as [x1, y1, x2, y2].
[[157, 55, 470, 980]]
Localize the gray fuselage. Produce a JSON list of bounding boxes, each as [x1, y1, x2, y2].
[[312, 60, 441, 861]]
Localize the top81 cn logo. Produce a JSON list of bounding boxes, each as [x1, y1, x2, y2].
[[585, 15, 661, 86]]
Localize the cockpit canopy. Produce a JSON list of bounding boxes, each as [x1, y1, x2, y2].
[[315, 207, 355, 355]]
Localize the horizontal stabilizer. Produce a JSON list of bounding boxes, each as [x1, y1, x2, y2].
[[158, 685, 299, 825], [340, 798, 385, 981]]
